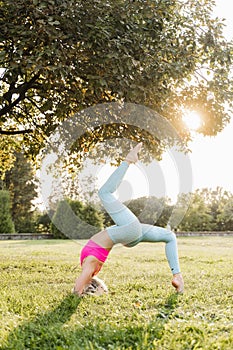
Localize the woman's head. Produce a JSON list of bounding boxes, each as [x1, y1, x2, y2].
[[82, 276, 108, 296]]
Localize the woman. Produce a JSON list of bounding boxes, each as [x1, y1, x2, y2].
[[73, 143, 184, 296]]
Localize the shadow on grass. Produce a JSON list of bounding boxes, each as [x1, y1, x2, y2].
[[1, 294, 82, 350], [2, 293, 180, 350]]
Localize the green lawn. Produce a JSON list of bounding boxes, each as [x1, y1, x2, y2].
[[0, 237, 232, 350]]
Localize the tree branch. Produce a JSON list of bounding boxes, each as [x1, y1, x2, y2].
[[0, 74, 40, 117], [0, 128, 33, 135]]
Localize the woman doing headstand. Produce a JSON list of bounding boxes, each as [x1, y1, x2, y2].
[[73, 143, 184, 296]]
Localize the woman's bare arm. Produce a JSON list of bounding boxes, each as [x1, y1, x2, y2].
[[73, 257, 103, 296]]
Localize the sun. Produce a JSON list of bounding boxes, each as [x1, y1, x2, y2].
[[182, 110, 202, 131]]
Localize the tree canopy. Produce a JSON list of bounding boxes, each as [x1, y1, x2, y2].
[[1, 0, 233, 170]]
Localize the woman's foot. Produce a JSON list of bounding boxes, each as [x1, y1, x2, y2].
[[172, 273, 184, 293], [125, 143, 142, 164]]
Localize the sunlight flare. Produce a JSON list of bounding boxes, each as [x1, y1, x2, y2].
[[182, 110, 202, 131]]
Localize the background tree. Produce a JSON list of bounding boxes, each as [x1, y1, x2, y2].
[[178, 191, 213, 231], [0, 190, 15, 233], [173, 188, 233, 231], [2, 152, 38, 232], [0, 136, 21, 175], [126, 196, 173, 226], [200, 187, 233, 231], [35, 209, 54, 233], [51, 198, 104, 239], [217, 197, 233, 231], [1, 0, 233, 167]]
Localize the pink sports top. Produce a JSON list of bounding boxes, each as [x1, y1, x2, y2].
[[80, 240, 110, 265]]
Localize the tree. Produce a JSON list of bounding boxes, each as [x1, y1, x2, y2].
[[1, 0, 233, 167], [2, 152, 38, 232], [0, 136, 21, 175], [51, 198, 104, 239], [200, 187, 233, 231], [0, 190, 15, 233], [217, 197, 233, 231], [126, 196, 173, 226], [176, 191, 213, 231], [35, 209, 54, 233]]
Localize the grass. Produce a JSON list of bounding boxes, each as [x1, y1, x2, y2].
[[0, 237, 233, 350]]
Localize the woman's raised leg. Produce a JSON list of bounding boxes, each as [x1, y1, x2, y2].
[[98, 143, 143, 246]]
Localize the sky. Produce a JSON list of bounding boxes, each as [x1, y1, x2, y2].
[[186, 0, 233, 195]]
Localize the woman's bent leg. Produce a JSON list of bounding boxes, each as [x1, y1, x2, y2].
[[135, 224, 184, 292], [139, 224, 181, 274]]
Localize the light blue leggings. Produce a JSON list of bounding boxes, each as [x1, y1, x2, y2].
[[98, 161, 181, 274]]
